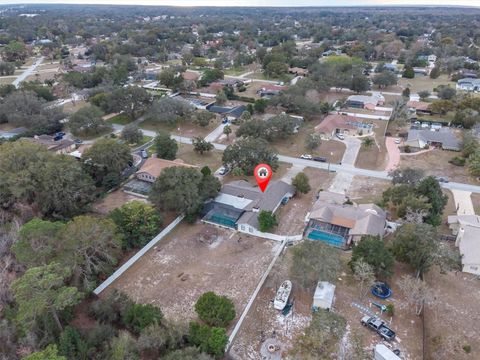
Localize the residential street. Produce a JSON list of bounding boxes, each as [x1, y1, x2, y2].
[[12, 56, 44, 88]]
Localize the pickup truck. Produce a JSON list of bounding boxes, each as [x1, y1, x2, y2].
[[361, 316, 396, 341]]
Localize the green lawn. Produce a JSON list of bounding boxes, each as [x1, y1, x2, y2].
[[128, 135, 153, 148], [108, 114, 133, 125], [224, 66, 247, 76]]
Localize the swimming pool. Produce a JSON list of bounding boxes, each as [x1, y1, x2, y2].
[[307, 230, 345, 248]]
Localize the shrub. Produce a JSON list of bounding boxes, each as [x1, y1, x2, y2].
[[89, 290, 133, 325], [463, 344, 471, 353], [195, 292, 236, 328], [449, 156, 466, 166], [188, 322, 228, 358], [386, 304, 395, 316], [258, 210, 278, 232], [123, 303, 163, 334]]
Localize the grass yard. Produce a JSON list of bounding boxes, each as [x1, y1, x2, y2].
[[224, 66, 248, 76], [355, 120, 388, 170], [127, 135, 152, 148], [141, 117, 220, 139], [0, 77, 13, 85], [398, 74, 455, 94], [175, 143, 224, 171], [107, 113, 133, 125]]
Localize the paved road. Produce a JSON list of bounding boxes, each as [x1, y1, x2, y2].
[[12, 56, 44, 88], [113, 123, 480, 194]]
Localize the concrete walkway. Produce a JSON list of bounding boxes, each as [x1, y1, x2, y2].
[[451, 190, 475, 216]]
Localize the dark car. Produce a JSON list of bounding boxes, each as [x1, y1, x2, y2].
[[55, 132, 66, 137], [313, 156, 327, 162], [53, 135, 63, 141]]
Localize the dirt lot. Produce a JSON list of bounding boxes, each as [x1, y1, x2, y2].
[[141, 116, 221, 139], [424, 268, 480, 360], [355, 120, 388, 170], [398, 74, 455, 94], [92, 189, 149, 215], [229, 249, 314, 360], [106, 223, 278, 323], [347, 176, 391, 204], [399, 149, 477, 184]]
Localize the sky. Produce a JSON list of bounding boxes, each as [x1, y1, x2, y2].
[[0, 0, 479, 7]]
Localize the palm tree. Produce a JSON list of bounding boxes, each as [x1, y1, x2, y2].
[[362, 137, 375, 148]]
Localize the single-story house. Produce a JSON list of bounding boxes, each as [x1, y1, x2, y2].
[[407, 100, 432, 115], [448, 215, 480, 276], [203, 180, 295, 235], [305, 192, 387, 248], [315, 114, 374, 139], [322, 49, 342, 57], [25, 135, 75, 154], [456, 78, 480, 92], [172, 94, 215, 110], [312, 281, 335, 311], [346, 93, 385, 109], [135, 157, 197, 183], [206, 104, 246, 121], [405, 128, 461, 151]]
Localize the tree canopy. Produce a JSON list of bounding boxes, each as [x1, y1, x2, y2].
[[194, 292, 236, 328]]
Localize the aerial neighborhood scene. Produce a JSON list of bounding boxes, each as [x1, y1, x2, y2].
[[2, 1, 480, 359]]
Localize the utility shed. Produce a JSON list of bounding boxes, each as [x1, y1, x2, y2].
[[374, 344, 401, 360], [312, 281, 335, 310]]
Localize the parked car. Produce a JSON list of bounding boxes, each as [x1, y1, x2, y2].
[[394, 138, 401, 144], [140, 149, 148, 159], [74, 138, 83, 144], [53, 135, 63, 141], [336, 133, 345, 140], [361, 316, 396, 341], [55, 132, 66, 137], [313, 156, 327, 162], [300, 154, 313, 160], [222, 118, 229, 124], [435, 176, 449, 183], [218, 166, 229, 175]]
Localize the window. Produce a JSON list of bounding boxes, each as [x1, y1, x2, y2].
[[240, 225, 245, 231], [249, 227, 253, 233]]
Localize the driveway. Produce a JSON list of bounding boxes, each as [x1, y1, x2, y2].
[[328, 137, 361, 194], [13, 56, 44, 88], [385, 137, 401, 172], [451, 190, 475, 215], [340, 137, 361, 166], [205, 123, 226, 143]]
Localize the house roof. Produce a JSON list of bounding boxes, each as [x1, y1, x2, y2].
[[310, 200, 386, 237], [347, 93, 384, 106], [458, 78, 480, 86], [207, 105, 246, 119], [315, 114, 360, 134], [406, 128, 461, 150], [458, 225, 480, 267], [216, 180, 295, 229], [448, 215, 480, 226], [407, 101, 430, 111], [136, 157, 197, 178], [25, 135, 74, 152]]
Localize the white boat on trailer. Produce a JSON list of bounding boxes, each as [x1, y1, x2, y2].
[[274, 280, 292, 310]]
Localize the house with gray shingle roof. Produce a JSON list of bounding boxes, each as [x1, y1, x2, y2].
[[405, 128, 461, 151]]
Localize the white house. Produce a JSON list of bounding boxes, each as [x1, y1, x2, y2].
[[456, 78, 480, 92], [449, 215, 480, 275]]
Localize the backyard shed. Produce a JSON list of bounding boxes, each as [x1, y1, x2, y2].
[[312, 281, 335, 310]]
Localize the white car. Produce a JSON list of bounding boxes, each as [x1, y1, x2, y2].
[[336, 133, 345, 140], [394, 138, 401, 144], [300, 154, 313, 160]]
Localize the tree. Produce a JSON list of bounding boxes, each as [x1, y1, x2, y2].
[[290, 241, 341, 289], [361, 137, 375, 148], [59, 216, 122, 290], [350, 236, 395, 278], [110, 86, 152, 119], [265, 61, 288, 78], [58, 326, 88, 360], [222, 137, 278, 175], [223, 125, 232, 139], [3, 40, 27, 62], [351, 74, 370, 93], [352, 259, 375, 299], [11, 262, 83, 332], [290, 310, 346, 359], [155, 131, 178, 160], [253, 98, 268, 113], [389, 167, 425, 186], [292, 172, 311, 194], [145, 97, 194, 126], [121, 124, 143, 144], [215, 90, 227, 105], [428, 100, 455, 115], [0, 90, 63, 134], [402, 66, 415, 79], [305, 133, 321, 150], [418, 90, 431, 101], [108, 331, 139, 360], [0, 61, 15, 76], [452, 109, 480, 129], [430, 66, 441, 79], [195, 292, 236, 328], [398, 275, 434, 315], [437, 85, 456, 100], [158, 68, 183, 89], [402, 87, 411, 98], [198, 68, 224, 87], [150, 167, 220, 216], [193, 111, 215, 127], [83, 139, 132, 185], [123, 303, 163, 334], [188, 322, 228, 358], [138, 322, 186, 357], [110, 201, 162, 249], [468, 149, 480, 176], [192, 137, 214, 155], [391, 223, 438, 278], [23, 345, 67, 360], [416, 176, 448, 225], [372, 71, 397, 89], [258, 210, 278, 232], [163, 347, 213, 360], [12, 218, 66, 267]]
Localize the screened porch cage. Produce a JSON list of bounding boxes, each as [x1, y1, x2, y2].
[[201, 202, 245, 229]]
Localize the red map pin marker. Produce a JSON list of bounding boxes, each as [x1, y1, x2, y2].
[[254, 163, 272, 192]]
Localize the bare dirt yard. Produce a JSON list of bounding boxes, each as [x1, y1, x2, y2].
[[347, 176, 391, 204], [398, 74, 455, 94], [398, 149, 477, 185], [105, 222, 278, 324], [92, 189, 148, 215], [424, 268, 480, 360], [229, 248, 314, 360]]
